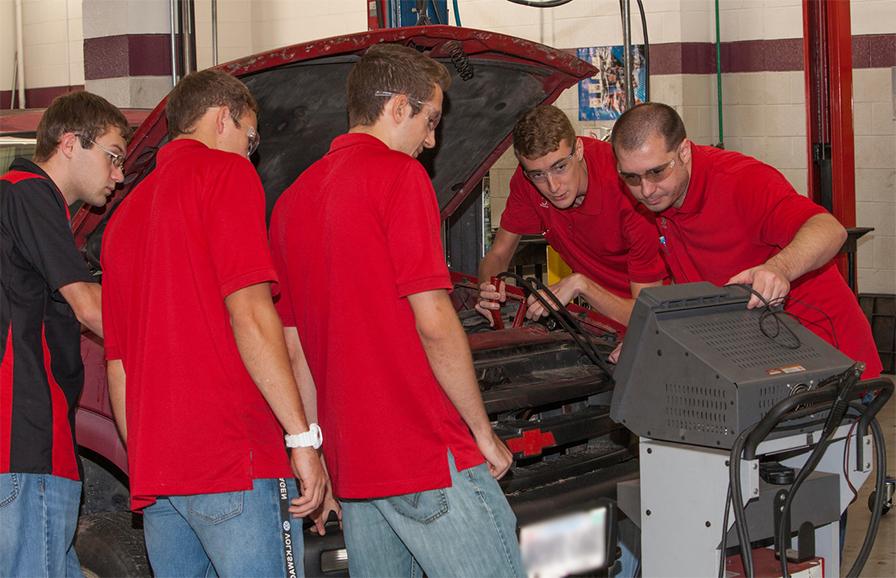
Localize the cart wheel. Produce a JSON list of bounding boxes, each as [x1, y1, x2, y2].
[[868, 490, 892, 516]]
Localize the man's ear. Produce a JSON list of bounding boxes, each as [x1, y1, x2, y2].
[[574, 137, 584, 159], [678, 138, 692, 164], [388, 95, 408, 125], [215, 106, 231, 135], [58, 132, 79, 160]]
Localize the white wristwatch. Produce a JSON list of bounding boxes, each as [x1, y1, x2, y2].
[[285, 423, 323, 449]]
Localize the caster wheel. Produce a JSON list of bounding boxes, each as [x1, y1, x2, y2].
[[868, 480, 895, 516]]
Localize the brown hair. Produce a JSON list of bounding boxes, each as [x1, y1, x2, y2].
[[512, 105, 576, 160], [347, 43, 452, 128], [610, 102, 686, 153], [33, 91, 130, 162], [166, 69, 258, 139]]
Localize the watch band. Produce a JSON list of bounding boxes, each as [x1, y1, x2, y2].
[[285, 423, 322, 449]]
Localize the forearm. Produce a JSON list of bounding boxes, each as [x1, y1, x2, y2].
[[575, 276, 636, 326], [416, 299, 492, 438], [107, 359, 127, 444], [284, 327, 318, 423], [421, 327, 492, 438], [60, 282, 103, 337], [478, 250, 513, 284], [228, 290, 310, 435], [765, 213, 847, 281]]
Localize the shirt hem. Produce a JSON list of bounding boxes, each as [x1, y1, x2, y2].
[[219, 268, 279, 299], [397, 276, 452, 298]]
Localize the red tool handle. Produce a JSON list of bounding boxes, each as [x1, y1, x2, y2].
[[489, 276, 504, 329]]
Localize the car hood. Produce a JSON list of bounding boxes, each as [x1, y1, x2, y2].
[[73, 25, 595, 245]]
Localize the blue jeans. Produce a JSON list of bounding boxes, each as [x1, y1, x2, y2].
[[0, 472, 83, 577], [340, 453, 525, 578], [614, 518, 641, 578], [143, 478, 304, 577]]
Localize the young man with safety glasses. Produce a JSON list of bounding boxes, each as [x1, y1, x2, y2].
[[100, 69, 325, 576], [270, 44, 524, 578], [477, 105, 667, 332], [612, 102, 881, 380], [1, 91, 128, 577]]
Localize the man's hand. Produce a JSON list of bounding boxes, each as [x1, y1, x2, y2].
[[726, 263, 791, 309], [308, 479, 341, 534], [475, 430, 514, 480], [475, 279, 506, 325], [608, 342, 623, 364], [288, 447, 326, 517], [525, 273, 583, 320]]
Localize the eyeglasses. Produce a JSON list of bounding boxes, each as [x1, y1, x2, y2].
[[246, 126, 260, 157], [523, 152, 576, 183], [617, 158, 676, 186], [375, 90, 442, 132], [77, 134, 125, 170]]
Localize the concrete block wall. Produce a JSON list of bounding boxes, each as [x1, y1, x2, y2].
[[0, 0, 84, 107], [194, 0, 254, 69], [852, 0, 896, 294], [21, 0, 84, 89]]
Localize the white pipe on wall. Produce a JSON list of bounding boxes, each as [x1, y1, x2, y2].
[[14, 0, 25, 108]]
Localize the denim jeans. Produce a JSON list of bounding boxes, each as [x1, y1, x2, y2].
[[340, 452, 525, 578], [613, 518, 641, 578], [143, 478, 304, 578], [0, 472, 84, 578]]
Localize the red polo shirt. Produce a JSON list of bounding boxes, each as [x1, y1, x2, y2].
[[270, 133, 483, 499], [500, 137, 667, 299], [655, 144, 882, 379], [102, 139, 292, 510]]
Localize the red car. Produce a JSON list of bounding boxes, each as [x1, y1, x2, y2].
[[67, 26, 632, 577]]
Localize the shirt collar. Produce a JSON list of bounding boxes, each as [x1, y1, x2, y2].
[[8, 158, 71, 221], [157, 138, 209, 164], [9, 157, 51, 180], [329, 132, 389, 155]]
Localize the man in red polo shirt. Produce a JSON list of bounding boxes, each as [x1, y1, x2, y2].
[[477, 105, 666, 330], [270, 44, 524, 577], [1, 91, 127, 577], [101, 70, 324, 576], [611, 102, 882, 379]]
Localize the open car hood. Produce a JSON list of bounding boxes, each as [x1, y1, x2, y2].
[[73, 25, 595, 245]]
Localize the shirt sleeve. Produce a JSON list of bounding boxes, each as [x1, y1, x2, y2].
[[622, 203, 669, 284], [499, 168, 545, 235], [383, 162, 452, 298], [7, 179, 93, 292], [201, 156, 279, 299], [737, 165, 827, 248]]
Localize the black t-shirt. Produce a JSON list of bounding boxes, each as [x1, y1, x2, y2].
[[0, 158, 94, 479]]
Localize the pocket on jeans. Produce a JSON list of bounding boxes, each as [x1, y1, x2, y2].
[[386, 488, 449, 524], [0, 474, 19, 508], [186, 490, 244, 524]]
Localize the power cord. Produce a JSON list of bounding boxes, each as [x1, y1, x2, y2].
[[727, 284, 802, 350], [776, 365, 861, 577]]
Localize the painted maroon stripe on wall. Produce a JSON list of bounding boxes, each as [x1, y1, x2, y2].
[[571, 33, 893, 75], [84, 34, 172, 80], [0, 85, 84, 110]]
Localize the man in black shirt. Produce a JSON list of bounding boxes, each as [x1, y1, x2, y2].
[[0, 91, 128, 577]]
